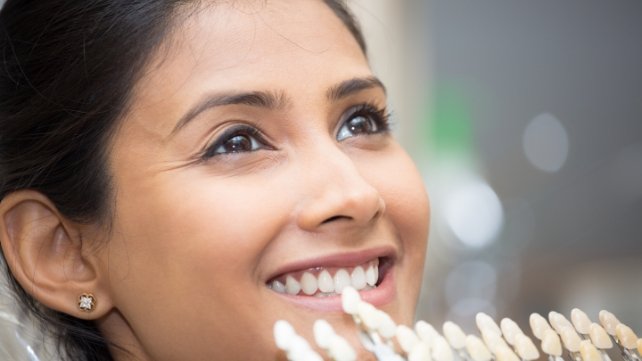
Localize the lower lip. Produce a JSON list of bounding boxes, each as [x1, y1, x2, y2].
[[270, 268, 396, 312]]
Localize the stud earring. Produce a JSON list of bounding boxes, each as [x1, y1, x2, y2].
[[78, 293, 96, 312]]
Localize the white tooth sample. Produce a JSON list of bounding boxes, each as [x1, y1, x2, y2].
[[541, 329, 563, 356], [285, 275, 301, 295], [570, 308, 592, 335], [317, 270, 334, 293], [397, 324, 420, 353], [500, 318, 524, 346], [442, 321, 466, 350], [300, 272, 318, 295], [313, 319, 334, 349], [327, 334, 357, 361], [432, 336, 454, 361], [357, 301, 379, 331], [476, 312, 502, 336], [288, 334, 322, 361], [376, 309, 397, 339], [599, 310, 620, 336], [514, 333, 540, 360], [615, 323, 638, 349], [409, 341, 432, 361], [341, 286, 361, 315], [589, 323, 613, 349], [350, 266, 367, 290], [495, 345, 519, 361], [637, 338, 642, 355], [270, 280, 286, 294], [548, 311, 573, 333], [579, 340, 602, 361], [416, 320, 440, 346], [334, 269, 351, 293], [365, 264, 378, 286], [481, 327, 509, 354], [274, 320, 296, 350], [529, 313, 552, 340], [465, 335, 492, 361], [559, 326, 582, 353]]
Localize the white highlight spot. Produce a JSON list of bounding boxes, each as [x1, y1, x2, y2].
[[444, 180, 504, 248], [523, 113, 569, 173]]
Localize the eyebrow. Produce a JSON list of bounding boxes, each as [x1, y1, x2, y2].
[[170, 76, 386, 136]]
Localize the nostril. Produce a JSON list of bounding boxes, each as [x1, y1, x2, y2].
[[320, 215, 351, 224]]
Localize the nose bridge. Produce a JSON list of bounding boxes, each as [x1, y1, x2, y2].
[[295, 139, 385, 231]]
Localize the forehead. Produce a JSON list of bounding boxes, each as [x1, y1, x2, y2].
[[129, 0, 369, 118]]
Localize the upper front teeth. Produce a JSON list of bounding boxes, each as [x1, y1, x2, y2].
[[269, 260, 380, 296]]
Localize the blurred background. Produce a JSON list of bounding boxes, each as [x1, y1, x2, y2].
[[351, 0, 642, 334]]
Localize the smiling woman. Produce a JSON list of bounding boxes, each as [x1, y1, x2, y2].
[[0, 1, 429, 360]]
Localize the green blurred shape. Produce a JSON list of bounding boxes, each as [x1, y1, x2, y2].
[[423, 85, 473, 156]]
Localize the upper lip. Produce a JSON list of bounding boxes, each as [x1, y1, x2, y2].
[[265, 245, 397, 283]]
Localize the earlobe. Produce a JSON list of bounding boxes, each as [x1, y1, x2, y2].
[[0, 191, 112, 319]]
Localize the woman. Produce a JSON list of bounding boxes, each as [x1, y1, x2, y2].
[[0, 0, 430, 360]]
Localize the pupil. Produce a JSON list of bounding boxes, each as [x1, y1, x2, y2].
[[226, 135, 251, 152], [349, 116, 371, 134]]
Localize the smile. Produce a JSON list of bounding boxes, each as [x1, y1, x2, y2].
[[268, 258, 381, 297]]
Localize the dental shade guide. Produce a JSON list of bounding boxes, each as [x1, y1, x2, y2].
[[274, 293, 641, 361]]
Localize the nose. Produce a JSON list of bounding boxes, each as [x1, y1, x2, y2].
[[295, 145, 386, 231]]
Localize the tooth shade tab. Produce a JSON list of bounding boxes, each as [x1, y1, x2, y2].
[[559, 326, 582, 353], [495, 345, 520, 361], [397, 325, 420, 353], [514, 333, 540, 360], [529, 313, 552, 340], [432, 336, 454, 361], [440, 321, 465, 350], [476, 312, 502, 336], [570, 308, 592, 334], [589, 323, 613, 349], [481, 328, 509, 354], [637, 338, 642, 355], [465, 335, 493, 361], [416, 321, 440, 346], [615, 323, 638, 349], [341, 286, 361, 315], [599, 310, 621, 336], [579, 340, 602, 361], [409, 341, 432, 361], [541, 329, 563, 357], [500, 318, 524, 345], [376, 309, 397, 339], [357, 302, 379, 331], [313, 319, 334, 349], [274, 320, 296, 350], [548, 311, 573, 333], [327, 334, 357, 361]]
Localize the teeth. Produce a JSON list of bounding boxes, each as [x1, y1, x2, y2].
[[269, 260, 380, 296], [351, 266, 367, 289], [589, 322, 613, 349], [570, 308, 591, 334], [334, 269, 351, 293], [285, 275, 301, 295], [301, 272, 318, 295], [615, 323, 638, 349], [317, 270, 334, 293], [365, 264, 378, 286]]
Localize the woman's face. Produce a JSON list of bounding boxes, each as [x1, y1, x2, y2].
[[98, 0, 429, 359]]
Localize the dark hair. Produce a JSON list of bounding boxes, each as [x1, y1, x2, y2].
[[0, 0, 366, 360]]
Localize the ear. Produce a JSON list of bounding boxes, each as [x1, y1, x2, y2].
[[0, 190, 112, 320]]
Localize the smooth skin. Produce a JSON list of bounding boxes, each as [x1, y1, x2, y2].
[[0, 0, 430, 360]]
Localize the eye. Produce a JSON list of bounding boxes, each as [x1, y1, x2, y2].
[[336, 103, 391, 141], [202, 125, 270, 159]]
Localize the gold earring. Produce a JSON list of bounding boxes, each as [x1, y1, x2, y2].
[[78, 293, 96, 312]]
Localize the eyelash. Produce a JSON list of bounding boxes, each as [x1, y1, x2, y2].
[[200, 103, 392, 160]]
